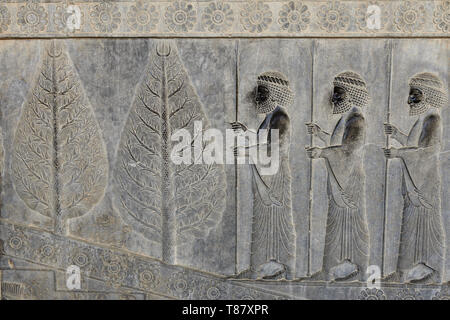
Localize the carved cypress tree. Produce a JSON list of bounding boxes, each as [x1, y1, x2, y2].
[[12, 40, 108, 234], [115, 41, 226, 264]]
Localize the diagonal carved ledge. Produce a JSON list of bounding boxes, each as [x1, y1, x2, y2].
[[0, 220, 292, 299], [0, 220, 448, 299]]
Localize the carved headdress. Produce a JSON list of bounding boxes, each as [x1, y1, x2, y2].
[[409, 72, 448, 116], [332, 71, 369, 114], [256, 71, 294, 113]]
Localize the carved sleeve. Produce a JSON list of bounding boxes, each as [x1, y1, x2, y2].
[[268, 111, 290, 154], [342, 112, 365, 151], [392, 128, 409, 146], [419, 114, 441, 148], [398, 114, 442, 159], [319, 112, 365, 159]]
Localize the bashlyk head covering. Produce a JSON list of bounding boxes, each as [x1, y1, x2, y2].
[[409, 72, 448, 116], [332, 71, 369, 114], [256, 71, 294, 113]]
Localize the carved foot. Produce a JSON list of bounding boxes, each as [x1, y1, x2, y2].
[[330, 260, 358, 281], [256, 260, 287, 280], [226, 268, 256, 280], [405, 263, 434, 283], [382, 271, 402, 283], [299, 270, 327, 282]]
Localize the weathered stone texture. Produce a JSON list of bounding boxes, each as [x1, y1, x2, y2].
[[0, 1, 448, 300]]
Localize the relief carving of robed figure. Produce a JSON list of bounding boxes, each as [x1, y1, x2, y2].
[[384, 72, 447, 283], [306, 71, 370, 281], [232, 71, 296, 280]]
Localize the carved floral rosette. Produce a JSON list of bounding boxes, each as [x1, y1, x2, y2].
[[0, 1, 446, 37]]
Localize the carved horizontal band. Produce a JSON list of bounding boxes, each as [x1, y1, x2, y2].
[[334, 76, 366, 87], [1, 221, 448, 300], [0, 1, 448, 38], [258, 74, 290, 86]]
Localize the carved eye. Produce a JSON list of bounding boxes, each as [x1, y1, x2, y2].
[[408, 88, 423, 104], [255, 85, 270, 103]]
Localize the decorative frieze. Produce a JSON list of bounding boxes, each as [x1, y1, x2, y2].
[[0, 1, 447, 38]]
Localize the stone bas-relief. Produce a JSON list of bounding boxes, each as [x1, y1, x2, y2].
[[11, 41, 108, 235], [0, 1, 448, 37], [114, 41, 226, 264], [306, 71, 370, 282], [232, 71, 296, 280], [384, 73, 447, 284], [0, 11, 448, 300]]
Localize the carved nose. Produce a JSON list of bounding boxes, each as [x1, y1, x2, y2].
[[253, 89, 260, 103]]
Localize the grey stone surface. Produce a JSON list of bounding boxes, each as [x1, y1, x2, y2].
[[0, 1, 447, 37], [0, 1, 448, 301]]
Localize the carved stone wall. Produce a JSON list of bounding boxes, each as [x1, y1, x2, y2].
[[0, 0, 448, 300]]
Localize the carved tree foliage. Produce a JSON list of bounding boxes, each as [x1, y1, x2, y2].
[[114, 42, 226, 263], [12, 40, 108, 234]]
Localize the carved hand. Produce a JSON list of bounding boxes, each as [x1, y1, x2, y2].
[[383, 147, 399, 159], [384, 123, 398, 136], [230, 121, 248, 134], [305, 122, 322, 136], [305, 146, 321, 159]]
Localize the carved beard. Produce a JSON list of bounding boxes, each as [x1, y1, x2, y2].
[[332, 96, 353, 114], [409, 100, 430, 116], [256, 97, 277, 114]]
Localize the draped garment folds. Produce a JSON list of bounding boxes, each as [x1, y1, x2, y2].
[[250, 108, 296, 278], [397, 113, 444, 282], [322, 109, 369, 275]]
